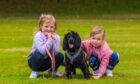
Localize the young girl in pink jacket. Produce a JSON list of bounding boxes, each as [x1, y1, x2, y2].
[[81, 26, 119, 79]]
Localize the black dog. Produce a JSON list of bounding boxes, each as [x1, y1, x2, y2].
[[63, 31, 90, 79]]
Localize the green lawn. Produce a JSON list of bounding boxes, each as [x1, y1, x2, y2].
[[0, 16, 140, 84]]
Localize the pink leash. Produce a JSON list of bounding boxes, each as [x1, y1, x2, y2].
[[45, 43, 55, 77]]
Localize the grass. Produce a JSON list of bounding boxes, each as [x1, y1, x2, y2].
[[0, 16, 140, 84]]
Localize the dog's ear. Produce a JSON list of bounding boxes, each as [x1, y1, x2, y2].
[[63, 34, 68, 50], [75, 32, 81, 50]]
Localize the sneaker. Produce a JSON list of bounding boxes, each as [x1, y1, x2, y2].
[[48, 70, 62, 77], [92, 70, 98, 76], [106, 69, 113, 77], [54, 71, 63, 77], [29, 71, 38, 78]]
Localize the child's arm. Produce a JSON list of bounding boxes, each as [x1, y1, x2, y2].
[[98, 55, 109, 77], [81, 41, 88, 59], [81, 40, 92, 60], [92, 54, 109, 79], [81, 41, 85, 51], [53, 35, 60, 55], [34, 33, 53, 55]]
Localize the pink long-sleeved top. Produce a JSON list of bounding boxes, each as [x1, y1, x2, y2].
[[81, 39, 113, 77]]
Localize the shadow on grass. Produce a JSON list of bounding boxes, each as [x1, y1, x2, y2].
[[38, 73, 89, 80]]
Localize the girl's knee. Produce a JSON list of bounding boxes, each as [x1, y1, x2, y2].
[[30, 51, 44, 61], [56, 52, 64, 61], [108, 52, 119, 70], [111, 52, 119, 62], [89, 56, 98, 66], [34, 55, 43, 61]]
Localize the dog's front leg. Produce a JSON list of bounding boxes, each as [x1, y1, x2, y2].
[[80, 64, 90, 79], [72, 68, 76, 75], [80, 62, 90, 79], [66, 59, 72, 79]]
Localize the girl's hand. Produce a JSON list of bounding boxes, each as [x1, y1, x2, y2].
[[47, 33, 56, 43], [89, 38, 94, 46], [92, 75, 101, 80], [47, 33, 53, 38], [85, 56, 89, 60]]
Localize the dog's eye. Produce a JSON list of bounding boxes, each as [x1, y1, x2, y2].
[[68, 35, 71, 38], [72, 36, 75, 38]]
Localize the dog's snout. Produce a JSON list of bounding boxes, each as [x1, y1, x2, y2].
[[68, 37, 74, 44]]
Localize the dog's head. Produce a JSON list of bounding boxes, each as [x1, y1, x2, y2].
[[63, 31, 81, 51]]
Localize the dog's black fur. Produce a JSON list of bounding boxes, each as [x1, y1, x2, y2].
[[63, 31, 90, 79]]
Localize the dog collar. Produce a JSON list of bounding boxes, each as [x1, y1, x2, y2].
[[66, 48, 82, 64]]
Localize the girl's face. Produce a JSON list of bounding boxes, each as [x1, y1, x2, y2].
[[90, 33, 104, 48], [41, 23, 55, 36]]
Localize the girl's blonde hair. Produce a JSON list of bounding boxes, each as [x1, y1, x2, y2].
[[90, 26, 105, 39], [39, 14, 56, 31]]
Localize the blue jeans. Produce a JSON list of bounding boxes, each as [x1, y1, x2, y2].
[[28, 50, 64, 72], [89, 52, 119, 71]]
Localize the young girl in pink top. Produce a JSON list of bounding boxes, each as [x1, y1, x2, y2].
[[81, 26, 119, 79]]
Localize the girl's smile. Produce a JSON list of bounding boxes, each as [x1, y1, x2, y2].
[[41, 24, 55, 36], [90, 33, 104, 48]]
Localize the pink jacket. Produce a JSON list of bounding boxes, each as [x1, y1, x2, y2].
[[81, 39, 113, 77]]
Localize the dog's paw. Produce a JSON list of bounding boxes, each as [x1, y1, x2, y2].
[[72, 72, 76, 75], [84, 75, 90, 79], [67, 75, 72, 79]]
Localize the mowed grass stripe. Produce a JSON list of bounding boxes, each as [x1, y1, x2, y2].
[[0, 18, 140, 83]]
